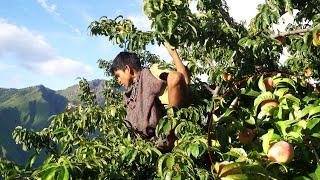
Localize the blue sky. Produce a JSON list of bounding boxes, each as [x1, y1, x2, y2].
[[0, 0, 265, 90]]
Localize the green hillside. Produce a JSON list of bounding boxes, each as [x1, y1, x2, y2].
[[57, 79, 106, 106], [0, 86, 68, 165], [0, 80, 105, 165]]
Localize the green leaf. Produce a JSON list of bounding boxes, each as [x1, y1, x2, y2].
[[25, 153, 37, 170], [315, 165, 320, 179], [287, 132, 302, 142], [164, 170, 173, 180], [157, 154, 167, 176], [165, 155, 175, 169], [275, 120, 296, 136], [258, 75, 266, 92], [159, 0, 164, 10], [272, 77, 296, 89], [274, 88, 289, 97], [227, 148, 247, 159], [52, 128, 68, 135], [309, 106, 320, 118], [219, 162, 241, 178], [241, 88, 260, 97], [245, 116, 255, 125], [163, 120, 172, 135], [190, 144, 200, 158], [307, 118, 320, 130], [57, 166, 69, 180], [311, 133, 320, 138], [299, 105, 313, 119], [261, 129, 274, 154], [254, 92, 275, 114], [196, 168, 209, 180], [172, 175, 182, 180], [41, 167, 57, 180], [128, 149, 138, 164]]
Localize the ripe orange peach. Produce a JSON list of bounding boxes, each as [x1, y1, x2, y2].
[[263, 78, 273, 91], [260, 99, 278, 110], [268, 141, 294, 164]]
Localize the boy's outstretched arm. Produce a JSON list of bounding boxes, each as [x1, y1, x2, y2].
[[164, 43, 190, 85]]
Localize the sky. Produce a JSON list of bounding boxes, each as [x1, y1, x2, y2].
[[0, 0, 268, 90]]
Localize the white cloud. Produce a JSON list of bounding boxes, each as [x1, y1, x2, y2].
[[128, 15, 152, 31], [189, 0, 198, 14], [34, 57, 93, 76], [189, 0, 265, 25], [0, 21, 93, 77], [36, 0, 81, 35], [0, 62, 14, 71], [226, 0, 265, 25], [272, 10, 298, 33], [151, 44, 171, 61], [36, 0, 59, 16]]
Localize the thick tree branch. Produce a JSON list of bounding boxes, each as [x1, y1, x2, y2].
[[273, 28, 311, 38], [203, 83, 216, 95]]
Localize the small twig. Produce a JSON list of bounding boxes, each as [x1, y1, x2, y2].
[[310, 144, 320, 165], [273, 28, 311, 38], [193, 77, 216, 95], [216, 96, 239, 122], [213, 86, 221, 96], [203, 83, 216, 95], [229, 96, 239, 109]]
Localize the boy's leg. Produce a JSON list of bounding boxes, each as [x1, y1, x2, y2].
[[167, 71, 190, 108]]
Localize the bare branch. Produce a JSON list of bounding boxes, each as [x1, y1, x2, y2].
[[213, 86, 221, 96], [229, 96, 239, 109], [310, 144, 320, 165], [216, 96, 239, 122], [273, 28, 311, 38], [193, 77, 217, 95], [203, 83, 216, 94]]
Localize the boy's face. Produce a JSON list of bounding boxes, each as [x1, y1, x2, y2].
[[114, 66, 133, 87]]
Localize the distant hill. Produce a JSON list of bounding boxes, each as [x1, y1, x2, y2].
[[57, 79, 106, 106], [0, 79, 105, 165]]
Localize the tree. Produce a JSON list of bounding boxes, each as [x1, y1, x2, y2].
[[1, 0, 320, 179]]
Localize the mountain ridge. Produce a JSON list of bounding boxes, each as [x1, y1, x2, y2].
[[0, 79, 106, 165]]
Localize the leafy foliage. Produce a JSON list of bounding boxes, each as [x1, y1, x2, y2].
[[1, 0, 320, 179]]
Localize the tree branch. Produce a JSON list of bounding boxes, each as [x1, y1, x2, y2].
[[310, 144, 320, 165], [216, 96, 239, 122], [203, 83, 216, 95], [213, 86, 221, 96], [229, 96, 239, 109], [273, 28, 311, 38]]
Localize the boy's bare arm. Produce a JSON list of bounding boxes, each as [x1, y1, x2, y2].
[[164, 43, 190, 85]]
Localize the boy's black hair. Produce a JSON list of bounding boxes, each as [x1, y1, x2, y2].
[[110, 52, 142, 75]]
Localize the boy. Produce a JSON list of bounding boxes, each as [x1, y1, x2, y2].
[[110, 44, 189, 140]]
